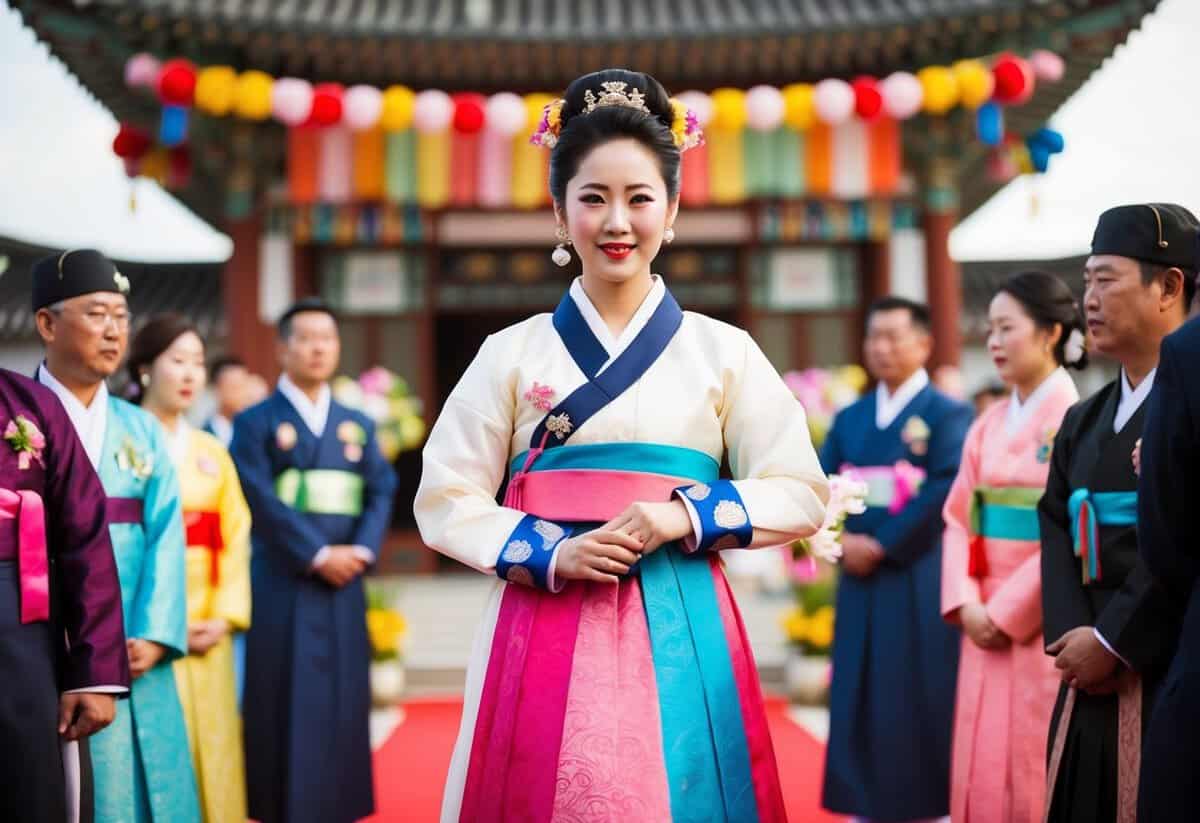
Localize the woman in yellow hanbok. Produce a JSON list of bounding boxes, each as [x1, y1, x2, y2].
[[129, 314, 252, 823]]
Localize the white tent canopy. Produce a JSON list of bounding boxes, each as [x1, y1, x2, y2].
[[951, 0, 1200, 263]]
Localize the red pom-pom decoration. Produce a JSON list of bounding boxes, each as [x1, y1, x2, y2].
[[991, 54, 1035, 105], [452, 93, 487, 134], [156, 59, 197, 107], [113, 123, 152, 159], [308, 83, 345, 127], [852, 76, 883, 121]]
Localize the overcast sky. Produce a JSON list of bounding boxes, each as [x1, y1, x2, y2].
[[0, 0, 1195, 264]]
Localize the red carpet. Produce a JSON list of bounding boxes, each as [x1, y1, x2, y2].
[[366, 695, 844, 822]]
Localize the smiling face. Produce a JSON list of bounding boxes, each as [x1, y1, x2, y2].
[[556, 138, 679, 287], [144, 331, 206, 416]]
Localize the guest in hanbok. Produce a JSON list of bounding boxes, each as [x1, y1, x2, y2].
[[0, 368, 129, 823], [941, 272, 1086, 823], [820, 296, 972, 823], [1136, 274, 1200, 822], [129, 314, 252, 823], [232, 298, 396, 823], [202, 355, 250, 448], [1039, 203, 1198, 823], [415, 69, 829, 823], [31, 249, 199, 823]]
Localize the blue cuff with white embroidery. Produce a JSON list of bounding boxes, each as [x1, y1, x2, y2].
[[496, 515, 573, 592], [673, 480, 752, 553]]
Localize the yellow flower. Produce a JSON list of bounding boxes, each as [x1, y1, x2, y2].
[[669, 98, 688, 146], [807, 606, 835, 650], [782, 607, 809, 644], [367, 608, 407, 660]]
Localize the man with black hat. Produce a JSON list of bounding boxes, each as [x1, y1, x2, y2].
[[231, 298, 395, 823], [1132, 211, 1200, 820], [32, 249, 201, 823], [1038, 204, 1198, 823]]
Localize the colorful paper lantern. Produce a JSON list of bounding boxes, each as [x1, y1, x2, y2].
[[917, 66, 959, 115], [1030, 50, 1066, 83], [233, 71, 274, 120], [782, 84, 816, 131], [880, 72, 923, 120], [813, 79, 855, 125], [272, 78, 314, 127], [380, 85, 416, 131], [975, 102, 1004, 146], [309, 83, 345, 127], [953, 60, 994, 109], [288, 127, 320, 204], [485, 93, 526, 138], [112, 123, 152, 159], [124, 53, 161, 90], [992, 54, 1035, 105], [156, 59, 197, 107], [318, 127, 353, 203], [710, 88, 747, 131], [159, 105, 189, 147], [852, 77, 883, 121], [413, 90, 453, 134], [344, 85, 384, 131], [352, 128, 385, 199], [194, 66, 237, 116], [477, 128, 514, 207], [745, 85, 785, 132], [452, 93, 487, 135]]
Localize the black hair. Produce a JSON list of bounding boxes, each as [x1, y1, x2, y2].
[[277, 297, 337, 340], [865, 296, 932, 334], [995, 270, 1088, 371], [209, 355, 246, 383], [548, 69, 681, 203], [126, 313, 201, 405], [1138, 261, 1198, 312]]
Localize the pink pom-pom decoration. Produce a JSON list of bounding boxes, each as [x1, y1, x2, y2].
[[852, 76, 883, 121], [124, 53, 161, 90], [745, 85, 785, 131], [814, 78, 855, 125], [272, 78, 314, 127], [413, 89, 454, 133], [676, 91, 714, 128], [485, 93, 526, 137], [1029, 50, 1066, 83], [343, 85, 383, 131], [880, 72, 924, 120], [991, 54, 1036, 105]]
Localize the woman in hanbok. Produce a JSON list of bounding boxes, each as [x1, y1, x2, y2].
[[941, 271, 1087, 823], [415, 68, 829, 823], [129, 314, 252, 823]]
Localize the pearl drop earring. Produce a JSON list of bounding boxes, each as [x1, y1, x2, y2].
[[552, 225, 572, 267], [664, 227, 675, 244]]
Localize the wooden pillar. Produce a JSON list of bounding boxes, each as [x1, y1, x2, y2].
[[292, 243, 317, 299], [221, 212, 277, 380], [923, 161, 962, 368], [858, 238, 892, 346]]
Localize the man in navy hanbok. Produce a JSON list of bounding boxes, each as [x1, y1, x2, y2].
[[233, 298, 396, 823], [821, 297, 971, 822]]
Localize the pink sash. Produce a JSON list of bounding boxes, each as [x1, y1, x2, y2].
[[0, 488, 50, 624]]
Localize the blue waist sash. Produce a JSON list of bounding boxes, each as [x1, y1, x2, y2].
[[1068, 488, 1137, 584]]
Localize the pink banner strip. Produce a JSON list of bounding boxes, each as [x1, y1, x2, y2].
[[0, 489, 50, 624]]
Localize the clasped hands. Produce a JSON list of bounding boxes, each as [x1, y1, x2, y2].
[[556, 500, 693, 584], [316, 545, 371, 587]]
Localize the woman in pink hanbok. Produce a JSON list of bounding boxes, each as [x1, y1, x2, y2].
[[941, 271, 1088, 823]]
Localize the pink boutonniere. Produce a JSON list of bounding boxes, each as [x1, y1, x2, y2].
[[523, 382, 556, 412], [4, 415, 46, 470]]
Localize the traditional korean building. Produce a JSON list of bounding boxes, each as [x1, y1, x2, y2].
[[11, 0, 1160, 570]]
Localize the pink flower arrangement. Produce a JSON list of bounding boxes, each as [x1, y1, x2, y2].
[[791, 472, 869, 569], [4, 415, 46, 470], [782, 365, 868, 447]]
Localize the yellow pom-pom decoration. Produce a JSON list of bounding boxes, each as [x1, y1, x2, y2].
[[380, 85, 416, 131], [194, 66, 237, 116], [953, 60, 995, 110], [782, 83, 816, 131], [232, 70, 273, 121], [710, 88, 747, 132], [917, 66, 959, 115]]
